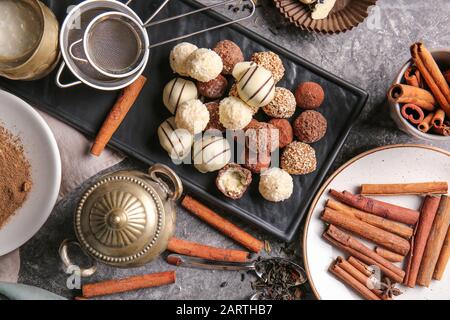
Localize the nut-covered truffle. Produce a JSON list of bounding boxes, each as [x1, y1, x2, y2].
[[213, 40, 244, 75], [251, 51, 285, 83], [175, 99, 209, 134], [216, 163, 252, 199], [245, 121, 279, 152], [169, 42, 198, 76], [205, 101, 225, 132], [295, 82, 325, 110], [243, 146, 271, 174], [293, 110, 327, 143], [259, 168, 293, 202], [235, 64, 275, 109], [163, 78, 198, 114], [186, 48, 223, 82], [268, 119, 293, 149], [262, 87, 296, 118], [197, 74, 228, 99], [229, 82, 239, 97], [219, 96, 253, 130], [158, 117, 193, 161], [193, 135, 231, 173], [281, 141, 317, 175]]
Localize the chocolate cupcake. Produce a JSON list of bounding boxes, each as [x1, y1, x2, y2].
[[213, 40, 244, 75], [216, 163, 252, 199], [293, 110, 327, 143], [295, 82, 325, 110], [268, 118, 293, 149], [205, 101, 225, 132], [197, 74, 228, 99], [281, 141, 317, 175]]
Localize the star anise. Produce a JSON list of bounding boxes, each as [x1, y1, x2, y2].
[[380, 277, 402, 299]]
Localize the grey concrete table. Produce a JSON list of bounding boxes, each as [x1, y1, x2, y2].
[[17, 0, 450, 300]]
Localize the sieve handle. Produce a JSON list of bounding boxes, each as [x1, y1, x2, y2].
[[144, 0, 255, 49], [55, 62, 82, 88], [68, 39, 88, 63]]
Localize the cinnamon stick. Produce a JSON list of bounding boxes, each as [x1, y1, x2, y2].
[[375, 247, 404, 263], [434, 227, 450, 280], [329, 258, 381, 300], [411, 43, 450, 116], [388, 83, 436, 111], [360, 182, 448, 196], [433, 123, 450, 136], [417, 196, 450, 285], [404, 196, 441, 287], [90, 75, 147, 156], [418, 112, 435, 133], [401, 103, 425, 124], [167, 237, 249, 262], [327, 199, 413, 239], [432, 109, 446, 128], [323, 225, 405, 283], [329, 189, 420, 225], [404, 66, 421, 88], [181, 195, 263, 253], [348, 256, 374, 278], [322, 208, 411, 255], [82, 271, 175, 298]]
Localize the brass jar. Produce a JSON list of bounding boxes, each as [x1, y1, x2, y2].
[[59, 164, 182, 277]]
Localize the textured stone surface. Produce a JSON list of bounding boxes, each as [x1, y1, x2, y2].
[[16, 0, 450, 300]]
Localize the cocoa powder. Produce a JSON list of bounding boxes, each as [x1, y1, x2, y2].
[[0, 125, 32, 228]]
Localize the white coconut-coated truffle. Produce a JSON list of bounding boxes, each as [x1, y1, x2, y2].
[[163, 78, 198, 114], [175, 99, 209, 134], [259, 168, 293, 202], [158, 117, 193, 161], [186, 48, 223, 82], [218, 97, 253, 130], [235, 64, 275, 109], [193, 135, 231, 173], [170, 42, 198, 76]]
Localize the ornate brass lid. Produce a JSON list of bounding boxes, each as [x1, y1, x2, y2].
[[75, 174, 165, 266]]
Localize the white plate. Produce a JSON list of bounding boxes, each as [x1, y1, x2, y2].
[[303, 145, 450, 300], [0, 90, 61, 256]]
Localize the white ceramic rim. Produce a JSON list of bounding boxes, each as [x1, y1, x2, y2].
[[302, 143, 450, 300], [392, 48, 450, 142], [0, 90, 62, 256]]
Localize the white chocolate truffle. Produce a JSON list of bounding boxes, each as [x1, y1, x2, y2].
[[163, 78, 198, 114], [218, 97, 253, 130], [186, 48, 223, 82], [232, 61, 256, 80], [158, 117, 193, 161], [170, 42, 198, 76], [175, 99, 209, 134], [236, 64, 275, 108], [193, 135, 231, 173], [259, 168, 293, 202]]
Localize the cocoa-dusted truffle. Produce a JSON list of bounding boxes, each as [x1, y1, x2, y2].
[[216, 163, 252, 199], [293, 110, 327, 143], [245, 120, 278, 153], [213, 40, 244, 75], [259, 168, 293, 202], [268, 119, 293, 149], [295, 82, 325, 110], [243, 146, 271, 174], [262, 87, 296, 118], [251, 51, 285, 83], [205, 101, 225, 132], [197, 74, 228, 99], [281, 141, 317, 175]]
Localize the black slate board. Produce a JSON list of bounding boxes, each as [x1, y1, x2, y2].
[[0, 0, 368, 241]]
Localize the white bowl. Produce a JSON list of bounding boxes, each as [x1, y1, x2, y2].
[[0, 90, 61, 256], [389, 49, 450, 142]]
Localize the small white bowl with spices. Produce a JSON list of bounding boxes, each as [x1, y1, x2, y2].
[[0, 90, 61, 256]]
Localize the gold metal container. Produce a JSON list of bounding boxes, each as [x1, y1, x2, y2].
[[59, 164, 183, 277], [0, 0, 60, 80]]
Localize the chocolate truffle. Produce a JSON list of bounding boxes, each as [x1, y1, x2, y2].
[[170, 42, 198, 76], [193, 135, 231, 173], [219, 97, 253, 130], [235, 64, 275, 109], [197, 74, 228, 99], [163, 78, 198, 114], [295, 82, 325, 110], [281, 141, 317, 175], [251, 51, 285, 83], [262, 87, 296, 118], [293, 110, 327, 143], [158, 117, 193, 161], [216, 163, 252, 199], [259, 168, 293, 202], [205, 101, 225, 132], [243, 146, 271, 174], [213, 40, 244, 75], [175, 99, 209, 134], [245, 121, 279, 153], [268, 119, 293, 149], [229, 82, 239, 97], [186, 48, 223, 82]]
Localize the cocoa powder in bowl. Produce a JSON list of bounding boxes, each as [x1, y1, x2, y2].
[[0, 126, 32, 228]]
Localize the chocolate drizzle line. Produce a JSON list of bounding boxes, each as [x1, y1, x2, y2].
[[247, 75, 273, 104], [174, 82, 187, 115], [168, 78, 179, 113], [193, 136, 223, 159], [241, 66, 259, 91], [166, 118, 185, 151]]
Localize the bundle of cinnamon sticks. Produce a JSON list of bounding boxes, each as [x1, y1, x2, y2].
[[322, 181, 450, 300], [388, 43, 450, 136]]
